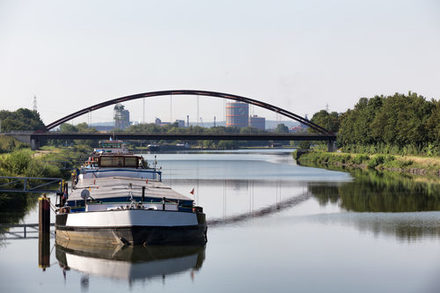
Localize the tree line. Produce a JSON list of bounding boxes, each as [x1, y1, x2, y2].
[[310, 92, 440, 155], [0, 108, 45, 132]]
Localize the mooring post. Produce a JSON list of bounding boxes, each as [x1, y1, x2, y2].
[[142, 186, 145, 202], [38, 194, 50, 270], [39, 194, 50, 233]]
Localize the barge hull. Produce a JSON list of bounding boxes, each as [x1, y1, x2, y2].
[[56, 224, 207, 246]]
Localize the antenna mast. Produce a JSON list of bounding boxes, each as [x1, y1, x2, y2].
[[33, 96, 37, 112]]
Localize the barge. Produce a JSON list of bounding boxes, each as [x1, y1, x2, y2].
[[55, 149, 207, 246]]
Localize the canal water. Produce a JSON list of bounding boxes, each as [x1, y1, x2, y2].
[[2, 149, 440, 292]]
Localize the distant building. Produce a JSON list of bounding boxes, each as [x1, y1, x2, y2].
[[175, 120, 185, 128], [249, 115, 265, 130], [114, 103, 130, 129], [226, 102, 249, 128], [155, 118, 162, 125], [290, 124, 308, 133]]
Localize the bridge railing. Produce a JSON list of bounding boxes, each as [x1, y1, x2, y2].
[[0, 176, 63, 193]]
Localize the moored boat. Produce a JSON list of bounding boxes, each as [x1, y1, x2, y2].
[[55, 150, 207, 246]]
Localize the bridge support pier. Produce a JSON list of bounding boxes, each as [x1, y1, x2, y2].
[[327, 140, 336, 152], [31, 137, 40, 150]]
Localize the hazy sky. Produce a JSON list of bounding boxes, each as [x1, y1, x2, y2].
[[1, 0, 439, 125]]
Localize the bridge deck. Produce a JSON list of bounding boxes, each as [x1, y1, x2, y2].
[[29, 132, 336, 141]]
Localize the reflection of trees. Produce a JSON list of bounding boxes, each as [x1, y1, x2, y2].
[[314, 213, 440, 241], [309, 169, 440, 240], [310, 170, 440, 212], [308, 184, 340, 206], [0, 194, 38, 242]]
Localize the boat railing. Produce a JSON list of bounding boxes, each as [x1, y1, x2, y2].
[[78, 168, 162, 181], [66, 197, 193, 213]]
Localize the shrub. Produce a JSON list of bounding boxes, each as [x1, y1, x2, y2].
[[352, 154, 370, 165], [367, 155, 385, 168]]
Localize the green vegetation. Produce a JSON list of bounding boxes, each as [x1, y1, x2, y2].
[[0, 136, 27, 154], [46, 122, 99, 147], [309, 110, 340, 133], [310, 169, 440, 213], [310, 92, 440, 156], [0, 136, 91, 224], [296, 150, 440, 177], [0, 149, 59, 225], [0, 108, 45, 132]]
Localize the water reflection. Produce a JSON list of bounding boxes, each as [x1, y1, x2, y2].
[[310, 169, 440, 212], [309, 169, 440, 240], [55, 243, 205, 284]]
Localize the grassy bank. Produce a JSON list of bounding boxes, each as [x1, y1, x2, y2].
[[0, 139, 91, 224], [295, 151, 440, 177]]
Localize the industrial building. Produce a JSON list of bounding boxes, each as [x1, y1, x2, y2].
[[249, 115, 265, 130], [155, 118, 185, 127], [113, 103, 130, 129], [175, 120, 185, 128], [226, 102, 249, 128]]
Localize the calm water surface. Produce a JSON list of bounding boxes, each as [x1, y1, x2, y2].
[[2, 149, 440, 293]]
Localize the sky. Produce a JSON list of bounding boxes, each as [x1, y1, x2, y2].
[[1, 0, 439, 125]]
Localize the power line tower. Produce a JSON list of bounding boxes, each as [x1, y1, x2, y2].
[[197, 96, 200, 126], [170, 95, 173, 122], [87, 110, 92, 126], [33, 96, 37, 112], [143, 98, 145, 124]]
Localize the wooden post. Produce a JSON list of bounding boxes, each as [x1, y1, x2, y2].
[[38, 195, 50, 270], [39, 195, 50, 233], [142, 186, 145, 202]]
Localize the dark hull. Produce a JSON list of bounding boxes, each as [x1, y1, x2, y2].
[[56, 224, 207, 246]]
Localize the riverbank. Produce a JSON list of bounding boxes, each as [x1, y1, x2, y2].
[[295, 151, 440, 178], [0, 140, 90, 224]]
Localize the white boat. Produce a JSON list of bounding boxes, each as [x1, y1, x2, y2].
[[55, 152, 207, 246]]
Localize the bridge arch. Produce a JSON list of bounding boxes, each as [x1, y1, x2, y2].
[[45, 90, 331, 134]]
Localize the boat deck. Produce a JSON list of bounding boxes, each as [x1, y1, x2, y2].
[[69, 176, 192, 202]]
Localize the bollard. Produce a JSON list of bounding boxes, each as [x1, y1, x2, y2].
[[142, 186, 145, 202], [38, 195, 50, 270], [38, 226, 50, 270], [39, 195, 50, 233]]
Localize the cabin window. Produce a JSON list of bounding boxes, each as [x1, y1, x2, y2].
[[100, 156, 124, 167], [98, 156, 141, 168], [124, 157, 138, 168]]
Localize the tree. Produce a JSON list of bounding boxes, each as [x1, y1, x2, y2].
[[310, 110, 341, 133], [335, 92, 439, 154], [275, 123, 289, 134], [0, 108, 45, 132]]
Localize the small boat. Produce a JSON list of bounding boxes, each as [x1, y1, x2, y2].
[[93, 139, 129, 154], [55, 150, 207, 246]]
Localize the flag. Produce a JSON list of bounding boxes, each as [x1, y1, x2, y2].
[[190, 188, 195, 195]]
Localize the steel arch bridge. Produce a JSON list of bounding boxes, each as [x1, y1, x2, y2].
[[45, 89, 333, 135]]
